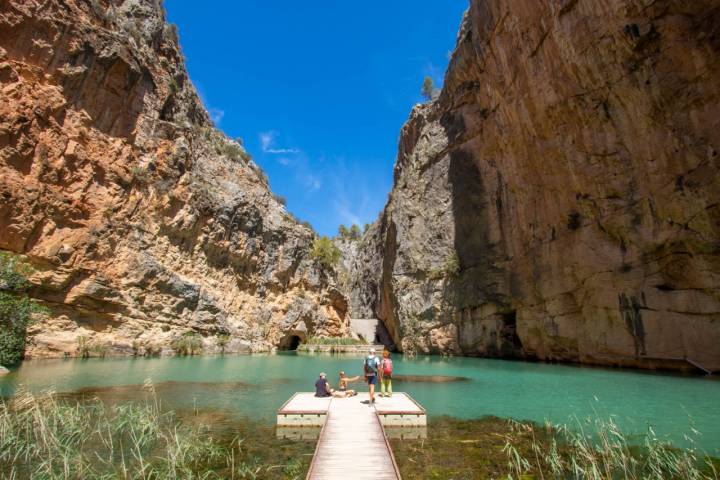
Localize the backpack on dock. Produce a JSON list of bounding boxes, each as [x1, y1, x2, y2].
[[364, 355, 378, 376], [382, 358, 393, 376]]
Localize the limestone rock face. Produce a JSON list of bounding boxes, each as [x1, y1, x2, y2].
[[0, 0, 348, 358], [351, 0, 720, 370]]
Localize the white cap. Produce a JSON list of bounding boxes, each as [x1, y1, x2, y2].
[[369, 348, 376, 354]]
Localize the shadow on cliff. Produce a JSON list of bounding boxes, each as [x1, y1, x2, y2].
[[440, 110, 524, 357]]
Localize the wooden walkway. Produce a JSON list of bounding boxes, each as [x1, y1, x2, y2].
[[306, 394, 402, 480]]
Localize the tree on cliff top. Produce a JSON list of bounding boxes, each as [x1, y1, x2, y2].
[[0, 252, 47, 366], [349, 224, 361, 240], [421, 76, 436, 100], [311, 237, 341, 269]]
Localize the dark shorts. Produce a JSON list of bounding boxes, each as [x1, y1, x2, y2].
[[366, 374, 378, 385]]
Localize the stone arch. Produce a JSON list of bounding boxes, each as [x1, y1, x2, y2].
[[278, 330, 306, 351]]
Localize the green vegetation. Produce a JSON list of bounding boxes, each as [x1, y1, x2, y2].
[[76, 336, 109, 359], [171, 332, 204, 356], [363, 223, 371, 234], [129, 165, 150, 184], [337, 223, 361, 241], [0, 252, 47, 366], [421, 76, 437, 100], [392, 416, 719, 480], [310, 236, 341, 268], [273, 193, 287, 206], [427, 251, 461, 280], [216, 334, 230, 355], [218, 141, 251, 163], [304, 337, 367, 346], [0, 388, 310, 479]]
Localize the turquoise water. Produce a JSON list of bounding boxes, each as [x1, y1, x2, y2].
[[1, 353, 718, 452]]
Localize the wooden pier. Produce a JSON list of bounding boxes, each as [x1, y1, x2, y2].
[[277, 392, 426, 479]]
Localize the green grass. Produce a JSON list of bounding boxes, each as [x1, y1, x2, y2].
[[0, 385, 309, 479], [391, 416, 719, 480], [303, 337, 368, 346]]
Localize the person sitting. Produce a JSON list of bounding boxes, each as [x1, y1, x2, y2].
[[333, 371, 360, 397], [314, 372, 333, 397]]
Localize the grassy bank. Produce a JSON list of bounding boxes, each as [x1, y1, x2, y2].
[[0, 383, 310, 479], [303, 336, 368, 346], [391, 416, 719, 479]]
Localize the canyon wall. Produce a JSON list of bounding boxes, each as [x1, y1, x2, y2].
[[0, 0, 348, 358], [350, 0, 720, 370]]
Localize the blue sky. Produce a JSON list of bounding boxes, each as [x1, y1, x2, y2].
[[165, 1, 468, 236]]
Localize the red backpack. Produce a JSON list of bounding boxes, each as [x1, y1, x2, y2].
[[382, 358, 393, 376]]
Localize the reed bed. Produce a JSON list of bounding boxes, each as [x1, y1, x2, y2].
[[391, 415, 719, 479], [0, 382, 305, 480], [302, 336, 367, 346], [503, 416, 719, 480]]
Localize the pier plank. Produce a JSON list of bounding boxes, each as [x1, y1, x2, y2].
[[307, 394, 402, 480]]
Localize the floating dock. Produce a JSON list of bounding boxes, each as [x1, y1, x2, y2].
[[277, 392, 426, 479]]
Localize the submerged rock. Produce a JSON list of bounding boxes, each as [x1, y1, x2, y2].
[[0, 366, 9, 376]]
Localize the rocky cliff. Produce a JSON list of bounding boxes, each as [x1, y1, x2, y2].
[[350, 0, 720, 371], [0, 0, 348, 358]]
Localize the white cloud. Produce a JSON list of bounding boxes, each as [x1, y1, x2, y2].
[[259, 131, 300, 154], [277, 157, 291, 166]]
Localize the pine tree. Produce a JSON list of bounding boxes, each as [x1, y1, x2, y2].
[[421, 76, 435, 100]]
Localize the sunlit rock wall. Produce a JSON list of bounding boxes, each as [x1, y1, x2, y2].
[[0, 0, 349, 358], [351, 0, 720, 371]]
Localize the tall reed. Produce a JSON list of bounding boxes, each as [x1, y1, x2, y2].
[[502, 416, 719, 480], [0, 383, 304, 479]]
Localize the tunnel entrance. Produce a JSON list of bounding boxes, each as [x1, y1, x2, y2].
[[278, 334, 302, 351], [500, 310, 523, 351]]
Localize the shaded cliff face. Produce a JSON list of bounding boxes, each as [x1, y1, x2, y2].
[[0, 0, 348, 357], [351, 0, 720, 370]]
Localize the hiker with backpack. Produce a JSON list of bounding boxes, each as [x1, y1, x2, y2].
[[363, 347, 381, 403], [379, 349, 393, 397]]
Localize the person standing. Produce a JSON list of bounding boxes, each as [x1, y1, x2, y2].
[[379, 349, 393, 397], [363, 348, 381, 403]]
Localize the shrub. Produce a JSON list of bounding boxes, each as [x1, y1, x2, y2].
[[0, 252, 47, 366], [219, 141, 249, 162], [273, 193, 287, 206], [443, 251, 460, 277], [363, 223, 371, 234], [77, 336, 91, 358], [130, 165, 149, 184], [304, 336, 367, 346], [338, 224, 349, 238], [172, 332, 203, 356], [427, 251, 461, 280], [349, 224, 361, 240], [421, 76, 436, 100], [311, 237, 341, 269], [90, 342, 108, 358]]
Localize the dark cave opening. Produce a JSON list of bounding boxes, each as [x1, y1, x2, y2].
[[501, 311, 523, 351], [279, 334, 302, 351]]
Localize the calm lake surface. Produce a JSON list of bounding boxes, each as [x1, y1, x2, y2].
[[1, 353, 718, 452]]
